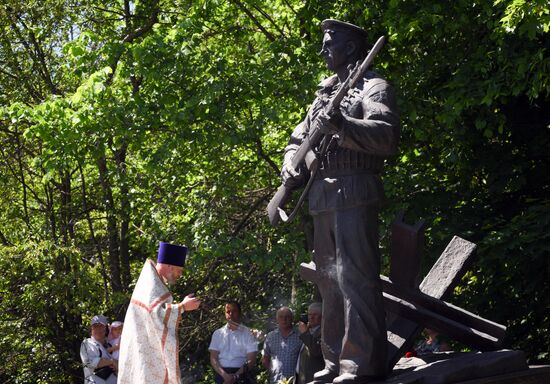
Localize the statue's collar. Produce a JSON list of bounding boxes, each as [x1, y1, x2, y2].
[[317, 74, 339, 94]]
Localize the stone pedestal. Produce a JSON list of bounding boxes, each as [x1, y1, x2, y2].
[[380, 350, 550, 384]]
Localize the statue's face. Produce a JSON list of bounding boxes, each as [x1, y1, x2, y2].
[[321, 31, 350, 72]]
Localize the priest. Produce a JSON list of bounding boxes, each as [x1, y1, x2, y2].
[[118, 241, 201, 384]]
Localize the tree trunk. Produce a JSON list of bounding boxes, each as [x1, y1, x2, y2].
[[59, 170, 75, 245], [97, 144, 122, 293], [79, 164, 110, 302], [116, 143, 131, 291]]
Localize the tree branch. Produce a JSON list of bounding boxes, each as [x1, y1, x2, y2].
[[89, 4, 126, 17], [0, 138, 45, 207], [255, 138, 280, 175], [11, 10, 61, 95], [0, 229, 11, 246], [250, 3, 286, 38], [231, 193, 268, 237], [122, 5, 159, 43], [229, 0, 275, 42], [79, 163, 110, 302], [105, 0, 160, 85], [282, 0, 298, 16]]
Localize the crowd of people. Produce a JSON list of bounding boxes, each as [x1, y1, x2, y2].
[[80, 242, 326, 384], [82, 301, 324, 384], [208, 301, 324, 384]]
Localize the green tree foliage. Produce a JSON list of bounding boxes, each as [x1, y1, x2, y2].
[[0, 0, 548, 382]]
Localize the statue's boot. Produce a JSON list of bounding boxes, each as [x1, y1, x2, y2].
[[332, 373, 385, 384], [308, 368, 338, 384]]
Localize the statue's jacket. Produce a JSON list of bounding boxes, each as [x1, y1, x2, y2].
[[283, 71, 400, 214]]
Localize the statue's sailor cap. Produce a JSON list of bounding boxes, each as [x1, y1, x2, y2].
[[157, 241, 187, 267], [320, 19, 369, 40]]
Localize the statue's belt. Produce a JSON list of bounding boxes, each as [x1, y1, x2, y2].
[[315, 167, 380, 178]]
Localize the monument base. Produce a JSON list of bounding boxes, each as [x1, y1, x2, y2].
[[381, 350, 550, 384]]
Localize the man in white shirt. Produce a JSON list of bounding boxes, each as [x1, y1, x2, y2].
[[209, 301, 258, 383]]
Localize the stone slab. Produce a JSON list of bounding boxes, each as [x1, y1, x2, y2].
[[385, 350, 529, 384], [383, 292, 501, 350], [456, 365, 550, 384]]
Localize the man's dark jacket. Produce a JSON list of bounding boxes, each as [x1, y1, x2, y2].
[[296, 326, 324, 384]]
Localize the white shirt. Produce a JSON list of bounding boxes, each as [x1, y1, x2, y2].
[[80, 337, 116, 383], [209, 323, 258, 368]]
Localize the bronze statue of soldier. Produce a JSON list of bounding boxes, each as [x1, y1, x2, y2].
[[280, 20, 400, 384]]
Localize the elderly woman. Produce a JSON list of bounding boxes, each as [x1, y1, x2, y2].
[[80, 315, 118, 384]]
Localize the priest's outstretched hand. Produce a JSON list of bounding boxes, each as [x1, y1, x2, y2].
[[181, 293, 201, 311]]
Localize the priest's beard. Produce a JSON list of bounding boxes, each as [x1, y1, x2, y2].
[[164, 271, 177, 285]]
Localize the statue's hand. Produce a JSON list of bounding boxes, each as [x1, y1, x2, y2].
[[317, 110, 343, 135], [281, 163, 304, 188]]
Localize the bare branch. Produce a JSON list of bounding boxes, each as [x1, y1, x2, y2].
[[282, 0, 298, 16], [11, 11, 61, 95], [105, 0, 160, 84], [88, 4, 126, 17]]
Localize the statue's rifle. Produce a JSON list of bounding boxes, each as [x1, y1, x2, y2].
[[267, 35, 386, 226]]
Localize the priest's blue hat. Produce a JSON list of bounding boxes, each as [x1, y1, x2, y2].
[[157, 242, 187, 267]]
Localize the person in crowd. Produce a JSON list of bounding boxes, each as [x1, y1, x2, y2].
[[296, 302, 324, 384], [262, 306, 303, 383], [209, 300, 258, 383], [117, 242, 201, 384], [80, 315, 118, 384], [106, 321, 123, 360], [414, 328, 451, 355]]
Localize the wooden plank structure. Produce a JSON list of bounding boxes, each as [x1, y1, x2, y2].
[[299, 236, 505, 364], [297, 213, 550, 382], [387, 233, 482, 369]]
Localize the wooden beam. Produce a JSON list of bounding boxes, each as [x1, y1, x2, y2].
[[381, 275, 506, 341], [383, 292, 501, 350], [386, 236, 478, 369]]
